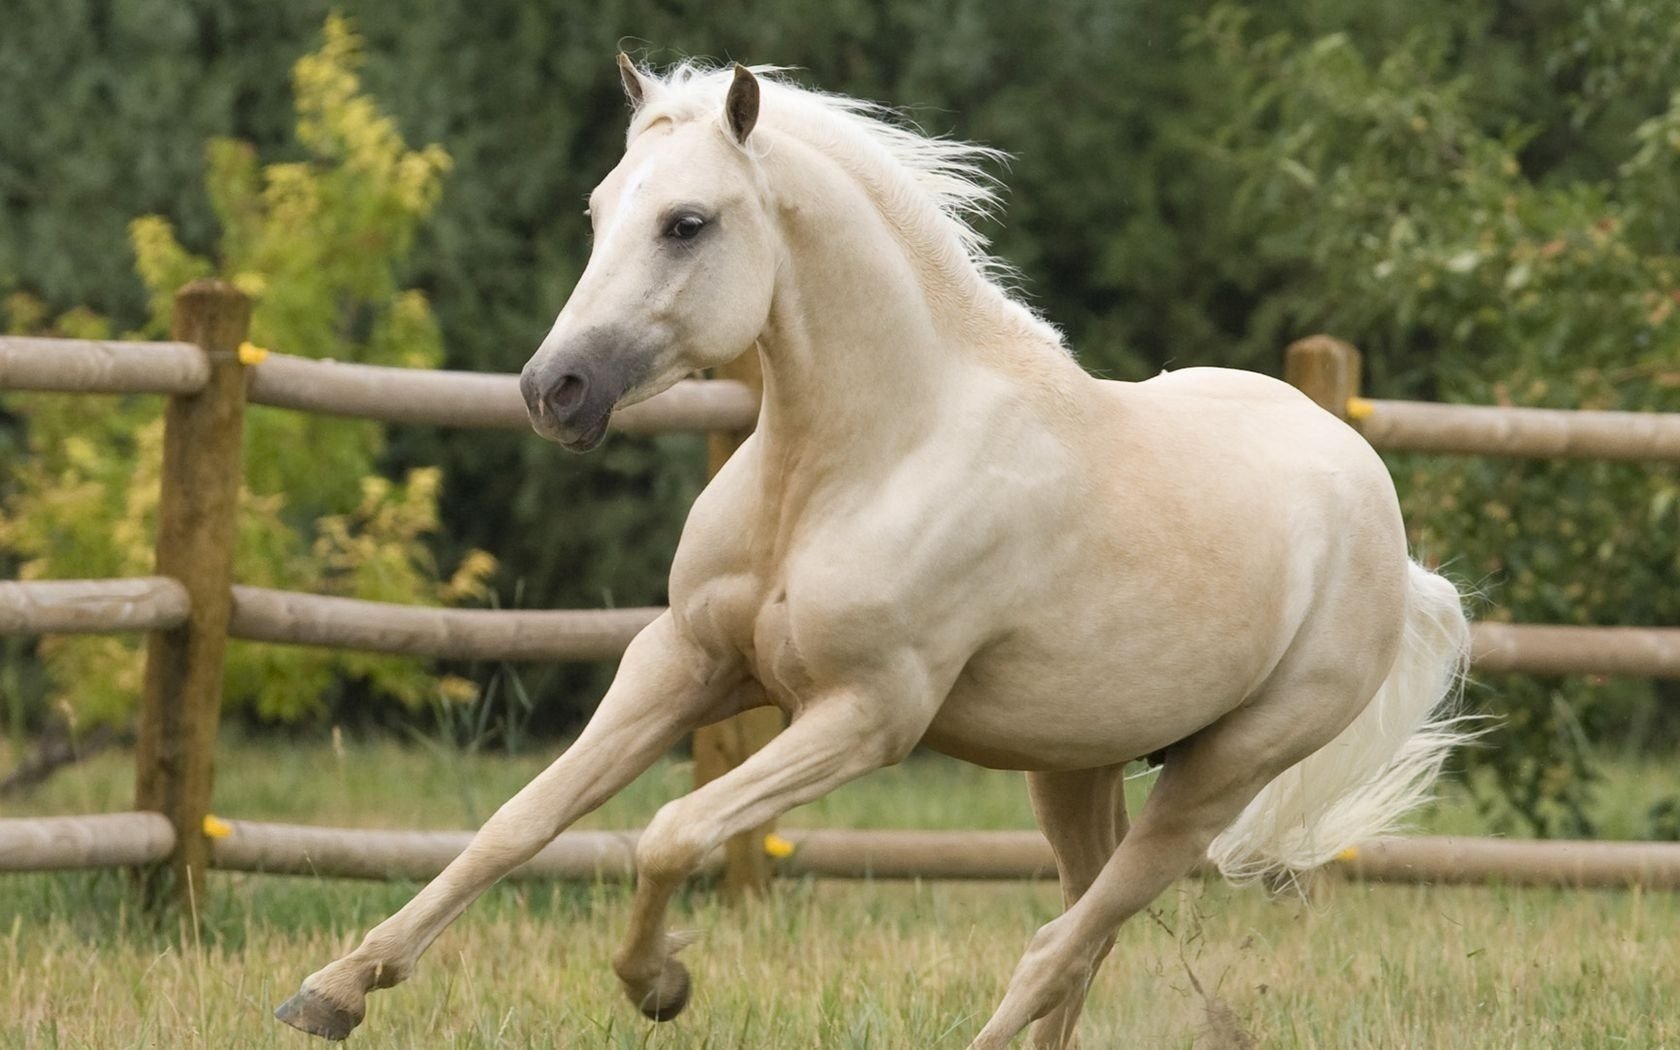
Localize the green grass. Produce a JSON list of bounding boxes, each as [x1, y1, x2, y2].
[[3, 733, 1679, 1048]]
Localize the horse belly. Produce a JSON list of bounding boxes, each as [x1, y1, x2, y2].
[[919, 607, 1289, 771]]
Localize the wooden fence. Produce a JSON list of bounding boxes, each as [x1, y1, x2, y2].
[[2, 285, 1679, 901]]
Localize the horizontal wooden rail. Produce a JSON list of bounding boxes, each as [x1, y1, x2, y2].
[[246, 352, 759, 433], [204, 823, 1050, 882], [1360, 399, 1680, 463], [205, 827, 1680, 890], [790, 831, 1680, 889], [222, 593, 1680, 678], [778, 829, 1057, 879], [1338, 835, 1680, 890], [1, 578, 1670, 680], [1470, 623, 1680, 679], [0, 812, 176, 870], [0, 577, 191, 634], [246, 354, 522, 427], [0, 336, 208, 395], [104, 821, 1680, 891], [209, 820, 648, 881], [7, 816, 1678, 890], [228, 585, 660, 662]]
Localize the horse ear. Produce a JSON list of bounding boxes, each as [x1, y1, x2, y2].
[[617, 52, 647, 109], [725, 64, 760, 144]]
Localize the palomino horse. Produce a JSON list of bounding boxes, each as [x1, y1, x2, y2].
[[278, 59, 1470, 1048]]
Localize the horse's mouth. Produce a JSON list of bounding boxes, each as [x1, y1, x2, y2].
[[526, 404, 612, 452], [550, 411, 612, 452]]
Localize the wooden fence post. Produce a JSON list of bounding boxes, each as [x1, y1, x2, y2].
[[1284, 335, 1362, 420], [692, 349, 781, 897], [133, 279, 251, 908]]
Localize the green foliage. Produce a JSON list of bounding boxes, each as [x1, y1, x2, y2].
[[0, 17, 491, 726], [1193, 7, 1680, 834]]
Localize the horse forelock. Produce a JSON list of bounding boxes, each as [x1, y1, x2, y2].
[[624, 60, 1066, 353]]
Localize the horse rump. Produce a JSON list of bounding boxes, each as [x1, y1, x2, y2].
[[1205, 561, 1475, 883]]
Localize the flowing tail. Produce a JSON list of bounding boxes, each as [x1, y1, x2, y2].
[[1206, 561, 1474, 882]]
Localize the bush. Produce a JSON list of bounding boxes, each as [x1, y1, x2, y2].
[[0, 17, 492, 727]]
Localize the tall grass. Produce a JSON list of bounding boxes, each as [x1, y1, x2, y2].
[[3, 733, 1677, 1047]]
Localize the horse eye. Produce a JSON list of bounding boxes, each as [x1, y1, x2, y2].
[[666, 215, 706, 240]]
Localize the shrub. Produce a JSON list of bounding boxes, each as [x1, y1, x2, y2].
[[0, 17, 493, 726]]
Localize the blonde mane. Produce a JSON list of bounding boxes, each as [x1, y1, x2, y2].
[[627, 62, 1065, 352]]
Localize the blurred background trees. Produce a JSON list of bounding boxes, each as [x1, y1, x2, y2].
[[0, 0, 1674, 834], [3, 17, 492, 727]]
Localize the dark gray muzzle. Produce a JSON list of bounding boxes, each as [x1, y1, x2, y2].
[[519, 328, 645, 451]]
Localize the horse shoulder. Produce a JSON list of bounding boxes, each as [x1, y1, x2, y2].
[[667, 436, 763, 660]]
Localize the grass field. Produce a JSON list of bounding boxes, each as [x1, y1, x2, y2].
[[4, 734, 1679, 1048]]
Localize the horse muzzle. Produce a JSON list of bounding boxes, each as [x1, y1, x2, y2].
[[519, 340, 640, 452]]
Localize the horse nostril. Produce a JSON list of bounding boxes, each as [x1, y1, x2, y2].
[[546, 373, 588, 419]]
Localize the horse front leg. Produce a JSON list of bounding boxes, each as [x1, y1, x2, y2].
[[611, 690, 923, 1021], [274, 612, 738, 1041]]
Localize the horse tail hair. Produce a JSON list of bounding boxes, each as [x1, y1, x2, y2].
[[1205, 560, 1476, 884]]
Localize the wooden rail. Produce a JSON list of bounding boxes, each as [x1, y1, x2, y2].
[[1471, 623, 1680, 679], [11, 335, 1674, 460], [0, 578, 189, 634], [0, 336, 208, 395], [246, 352, 759, 433], [1285, 335, 1680, 465], [3, 575, 1675, 680], [204, 825, 1051, 882], [199, 826, 1680, 890], [209, 820, 648, 881], [227, 586, 661, 662], [9, 816, 1679, 891], [1360, 398, 1680, 463], [0, 812, 175, 870], [0, 339, 760, 434], [1337, 836, 1680, 889]]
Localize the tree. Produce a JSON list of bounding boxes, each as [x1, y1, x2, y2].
[[1195, 6, 1680, 834], [1, 16, 493, 726]]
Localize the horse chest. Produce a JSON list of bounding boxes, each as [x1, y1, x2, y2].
[[745, 594, 815, 712], [677, 571, 818, 712]]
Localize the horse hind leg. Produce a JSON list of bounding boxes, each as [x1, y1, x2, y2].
[[969, 673, 1373, 1050], [1023, 765, 1129, 1050]]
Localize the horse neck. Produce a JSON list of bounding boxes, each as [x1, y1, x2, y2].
[[750, 139, 1062, 490]]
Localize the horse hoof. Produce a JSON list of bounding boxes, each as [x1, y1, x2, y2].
[[275, 986, 363, 1041], [636, 959, 691, 1022]]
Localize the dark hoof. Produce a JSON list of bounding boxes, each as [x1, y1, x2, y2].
[[275, 987, 363, 1041], [637, 959, 691, 1022]]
